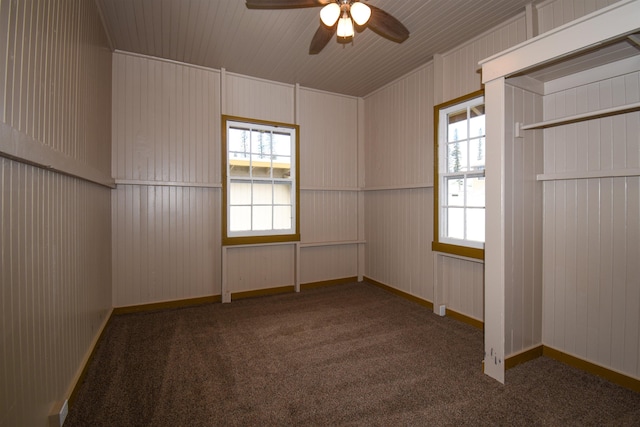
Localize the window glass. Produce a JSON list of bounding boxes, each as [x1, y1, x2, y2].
[[433, 92, 485, 258], [223, 116, 299, 245]]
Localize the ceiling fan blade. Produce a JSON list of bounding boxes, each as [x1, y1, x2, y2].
[[366, 5, 410, 43], [246, 0, 327, 9], [309, 24, 336, 54]]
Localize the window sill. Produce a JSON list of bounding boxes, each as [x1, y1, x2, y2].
[[431, 241, 484, 261]]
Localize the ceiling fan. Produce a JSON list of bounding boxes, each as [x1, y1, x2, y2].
[[245, 0, 410, 54]]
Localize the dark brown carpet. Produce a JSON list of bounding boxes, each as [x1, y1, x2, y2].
[[65, 282, 640, 426]]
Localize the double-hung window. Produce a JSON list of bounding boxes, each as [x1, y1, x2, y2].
[[222, 115, 300, 245], [433, 91, 485, 259]]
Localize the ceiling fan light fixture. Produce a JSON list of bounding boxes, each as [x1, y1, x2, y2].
[[350, 2, 371, 26], [336, 15, 354, 38], [320, 3, 340, 27]]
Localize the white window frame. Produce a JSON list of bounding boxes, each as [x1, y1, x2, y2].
[[222, 115, 300, 245], [433, 91, 485, 259]]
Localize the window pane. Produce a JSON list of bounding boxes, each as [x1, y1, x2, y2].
[[469, 137, 485, 171], [230, 206, 251, 231], [252, 182, 272, 204], [467, 176, 485, 207], [273, 161, 291, 179], [230, 181, 251, 204], [229, 165, 250, 177], [467, 208, 485, 242], [446, 177, 464, 206], [446, 207, 464, 239], [447, 109, 468, 142], [272, 132, 291, 158], [447, 141, 468, 172], [228, 128, 251, 157], [225, 117, 297, 240], [469, 104, 485, 138], [252, 206, 272, 231], [273, 182, 291, 204], [251, 130, 271, 157], [273, 206, 292, 230]]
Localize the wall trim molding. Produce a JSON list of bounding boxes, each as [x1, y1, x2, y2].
[[364, 277, 434, 311], [113, 295, 221, 314], [543, 346, 640, 393], [505, 345, 544, 369], [57, 308, 114, 424], [231, 286, 295, 301], [300, 277, 359, 290], [504, 345, 640, 392], [445, 308, 484, 330], [0, 123, 115, 189]]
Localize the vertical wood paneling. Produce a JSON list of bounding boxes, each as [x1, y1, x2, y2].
[[544, 71, 640, 175], [442, 15, 527, 102], [543, 177, 640, 379], [1, 163, 112, 426], [1, 0, 111, 175], [111, 53, 221, 184], [300, 245, 358, 284], [111, 186, 220, 307], [504, 84, 544, 356], [0, 1, 112, 426], [536, 0, 619, 34], [364, 64, 433, 187], [439, 256, 485, 320], [226, 244, 295, 293], [364, 188, 434, 302], [300, 191, 358, 243], [542, 69, 640, 379], [224, 72, 294, 124], [298, 88, 358, 189]]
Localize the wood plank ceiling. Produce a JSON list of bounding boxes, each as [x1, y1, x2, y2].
[[96, 0, 534, 97]]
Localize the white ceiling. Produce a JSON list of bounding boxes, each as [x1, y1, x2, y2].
[[96, 0, 535, 97]]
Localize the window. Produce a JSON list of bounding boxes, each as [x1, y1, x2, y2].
[[222, 115, 300, 245], [433, 90, 485, 259]]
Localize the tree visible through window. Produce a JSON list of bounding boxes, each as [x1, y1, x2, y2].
[[433, 91, 485, 259], [222, 115, 300, 245]]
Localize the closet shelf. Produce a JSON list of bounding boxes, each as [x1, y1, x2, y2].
[[521, 101, 640, 130], [537, 168, 640, 181]]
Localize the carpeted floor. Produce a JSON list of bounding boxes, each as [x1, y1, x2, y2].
[[65, 282, 640, 426]]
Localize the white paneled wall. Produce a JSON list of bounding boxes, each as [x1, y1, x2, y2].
[[0, 1, 112, 426], [543, 72, 640, 174], [224, 72, 294, 124], [297, 88, 361, 284], [1, 161, 112, 426], [365, 189, 434, 302], [364, 64, 433, 188], [111, 53, 222, 307], [112, 53, 221, 184], [504, 84, 544, 356], [541, 69, 640, 379], [363, 10, 530, 319], [0, 0, 111, 173], [221, 72, 296, 296], [536, 0, 620, 34], [543, 177, 640, 377], [298, 88, 358, 189], [441, 15, 527, 102], [112, 185, 220, 306], [436, 256, 485, 321], [226, 244, 296, 293], [300, 245, 358, 284], [300, 190, 359, 242], [112, 53, 363, 303]]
